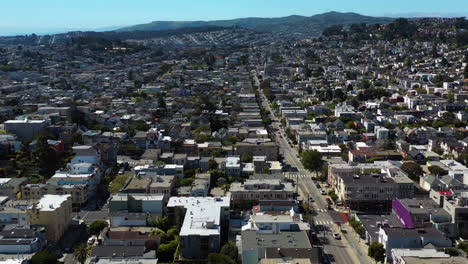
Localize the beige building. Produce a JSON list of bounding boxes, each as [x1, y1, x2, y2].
[[27, 194, 72, 243], [230, 179, 294, 209], [22, 184, 88, 207], [235, 141, 278, 160], [328, 162, 414, 212]]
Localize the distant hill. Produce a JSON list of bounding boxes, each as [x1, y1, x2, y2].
[[118, 11, 394, 36]]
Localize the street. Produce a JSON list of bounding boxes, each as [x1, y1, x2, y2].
[[258, 85, 372, 264]]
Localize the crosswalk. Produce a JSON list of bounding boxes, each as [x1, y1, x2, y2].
[[283, 173, 310, 179], [314, 220, 335, 226], [316, 209, 329, 213]]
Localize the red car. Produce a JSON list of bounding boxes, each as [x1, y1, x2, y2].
[[326, 205, 333, 210]]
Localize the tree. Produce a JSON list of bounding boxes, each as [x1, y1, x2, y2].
[[443, 247, 460, 256], [88, 220, 108, 236], [148, 216, 171, 232], [428, 165, 447, 177], [220, 242, 239, 263], [400, 162, 423, 181], [317, 165, 328, 182], [67, 132, 83, 147], [32, 135, 61, 178], [240, 154, 253, 163], [457, 241, 468, 254], [368, 242, 385, 263], [300, 150, 323, 173], [31, 250, 58, 264], [157, 239, 178, 262], [328, 190, 339, 202], [207, 253, 236, 264], [322, 25, 344, 36], [208, 159, 218, 170], [74, 243, 91, 264], [157, 93, 167, 110]]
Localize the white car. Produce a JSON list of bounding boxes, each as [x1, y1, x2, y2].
[[332, 233, 341, 240], [87, 237, 96, 245], [320, 190, 326, 195]]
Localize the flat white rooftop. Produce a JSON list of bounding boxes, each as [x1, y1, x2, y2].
[[167, 196, 230, 236], [35, 194, 70, 211]]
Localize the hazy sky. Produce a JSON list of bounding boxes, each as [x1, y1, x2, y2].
[[1, 0, 467, 35]]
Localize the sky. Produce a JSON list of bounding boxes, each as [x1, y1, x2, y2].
[[1, 0, 467, 35]]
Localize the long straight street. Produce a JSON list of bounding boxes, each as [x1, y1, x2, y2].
[[258, 85, 372, 264]]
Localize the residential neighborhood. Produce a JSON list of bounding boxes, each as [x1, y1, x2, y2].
[[0, 14, 467, 264]]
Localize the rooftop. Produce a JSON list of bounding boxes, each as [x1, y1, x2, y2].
[[34, 194, 70, 211], [167, 196, 230, 236]]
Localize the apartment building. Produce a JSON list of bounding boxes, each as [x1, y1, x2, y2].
[[166, 196, 230, 259], [230, 179, 294, 209], [27, 194, 72, 243]]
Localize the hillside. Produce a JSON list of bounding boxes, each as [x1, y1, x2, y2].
[[118, 11, 394, 36]]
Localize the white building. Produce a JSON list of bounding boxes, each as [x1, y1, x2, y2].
[[167, 196, 230, 259]]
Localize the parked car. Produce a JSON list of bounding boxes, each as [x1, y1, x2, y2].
[[320, 190, 326, 195], [87, 237, 96, 245], [332, 233, 341, 240]]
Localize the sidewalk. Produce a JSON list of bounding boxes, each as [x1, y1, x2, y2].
[[342, 223, 373, 264]]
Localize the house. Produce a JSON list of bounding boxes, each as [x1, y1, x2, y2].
[[90, 245, 156, 263], [102, 227, 160, 248], [378, 226, 451, 263], [108, 193, 164, 215], [0, 227, 46, 254], [392, 248, 467, 264], [225, 156, 241, 177], [0, 178, 27, 199]]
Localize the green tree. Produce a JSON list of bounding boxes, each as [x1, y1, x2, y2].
[[208, 159, 218, 170], [157, 239, 178, 262], [428, 165, 447, 177], [271, 101, 278, 110], [240, 154, 253, 163], [31, 250, 58, 264], [88, 220, 108, 236], [220, 242, 239, 263], [207, 253, 236, 264], [457, 241, 468, 254], [148, 216, 171, 232], [74, 243, 91, 264], [457, 150, 468, 165], [300, 150, 323, 173], [368, 242, 385, 263], [328, 190, 338, 202], [317, 165, 328, 182], [32, 135, 61, 178], [67, 132, 83, 146], [400, 162, 423, 181], [443, 247, 460, 256]]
